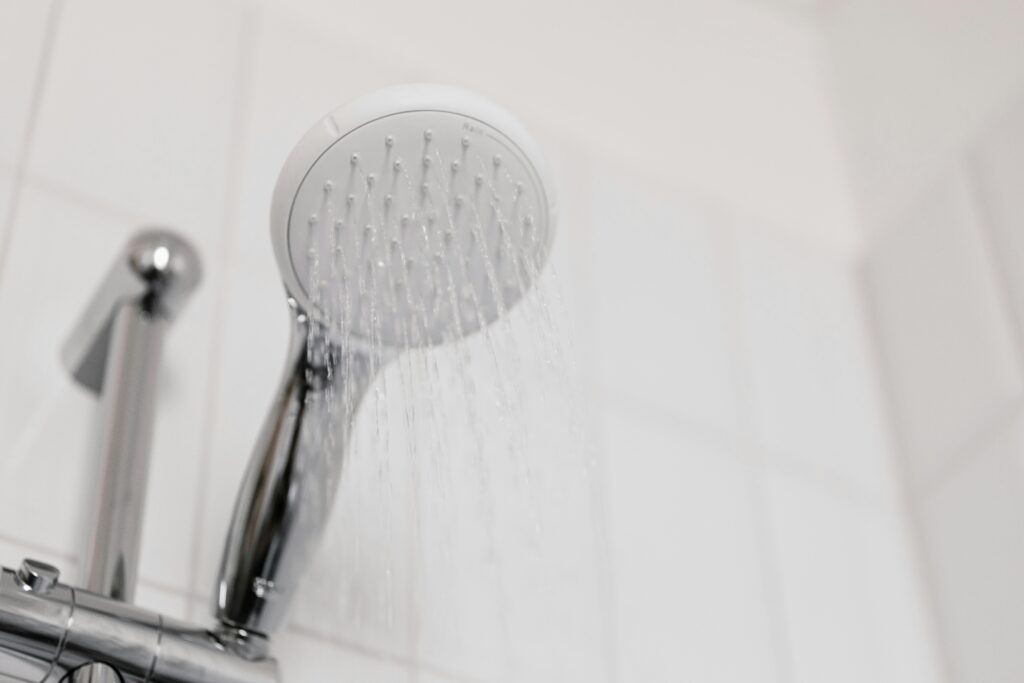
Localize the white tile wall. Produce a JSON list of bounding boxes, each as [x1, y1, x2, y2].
[[0, 535, 71, 575], [918, 413, 1024, 683], [0, 0, 53, 270], [604, 408, 778, 683], [27, 0, 244, 232], [5, 0, 1012, 682], [272, 628, 414, 683], [731, 223, 898, 499], [766, 470, 941, 683], [864, 171, 1023, 486], [587, 168, 739, 433], [0, 170, 12, 235], [860, 93, 1024, 683], [824, 0, 1024, 238], [970, 95, 1024, 350], [0, 0, 52, 168]]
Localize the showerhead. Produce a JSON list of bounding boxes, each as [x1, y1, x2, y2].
[[216, 85, 559, 642], [270, 84, 557, 349]]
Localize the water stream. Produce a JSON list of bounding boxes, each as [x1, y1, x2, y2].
[[289, 124, 610, 681]]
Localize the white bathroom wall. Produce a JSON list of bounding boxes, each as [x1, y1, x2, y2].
[[1, 0, 1016, 681], [823, 0, 1024, 239], [826, 1, 1024, 679], [861, 91, 1024, 683]]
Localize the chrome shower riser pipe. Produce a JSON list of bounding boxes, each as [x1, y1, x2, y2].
[[0, 229, 279, 683]]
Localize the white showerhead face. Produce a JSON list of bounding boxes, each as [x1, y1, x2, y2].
[[271, 85, 557, 350]]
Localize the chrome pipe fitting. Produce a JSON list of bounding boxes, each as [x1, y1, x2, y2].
[[0, 230, 280, 682], [62, 229, 201, 602], [0, 562, 278, 683]]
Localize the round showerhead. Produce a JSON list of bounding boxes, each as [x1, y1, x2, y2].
[[271, 84, 557, 350]]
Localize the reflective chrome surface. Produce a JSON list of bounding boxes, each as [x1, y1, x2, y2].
[[0, 565, 279, 683], [63, 230, 201, 603], [214, 307, 381, 637], [0, 230, 280, 683]]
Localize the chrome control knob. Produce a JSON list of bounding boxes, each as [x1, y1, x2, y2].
[[16, 559, 60, 594]]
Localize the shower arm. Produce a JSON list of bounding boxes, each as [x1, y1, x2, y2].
[[213, 302, 383, 647]]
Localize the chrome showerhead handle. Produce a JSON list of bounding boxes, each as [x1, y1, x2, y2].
[[213, 306, 380, 638], [214, 84, 557, 642]]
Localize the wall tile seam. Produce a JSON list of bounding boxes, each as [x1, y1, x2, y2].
[[715, 216, 796, 683], [911, 398, 1024, 503], [765, 451, 901, 511], [286, 623, 486, 683], [955, 163, 1024, 385], [0, 532, 196, 600], [569, 157, 622, 683], [856, 163, 1024, 490], [851, 257, 955, 683], [0, 530, 73, 565], [849, 80, 1024, 257], [814, 0, 891, 262], [0, 0, 64, 291], [575, 408, 621, 683], [604, 387, 901, 510], [15, 171, 153, 227], [963, 150, 1024, 385]]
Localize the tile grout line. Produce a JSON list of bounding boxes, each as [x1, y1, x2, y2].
[[17, 169, 153, 227], [0, 531, 75, 565], [0, 0, 64, 291], [184, 0, 261, 623], [853, 255, 956, 683], [957, 162, 1024, 382], [0, 531, 193, 599], [911, 397, 1024, 500], [571, 150, 621, 683], [716, 215, 796, 683], [287, 624, 485, 683], [604, 359, 896, 509]]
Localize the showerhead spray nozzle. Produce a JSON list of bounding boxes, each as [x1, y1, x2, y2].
[[215, 85, 558, 640], [271, 84, 557, 350]]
